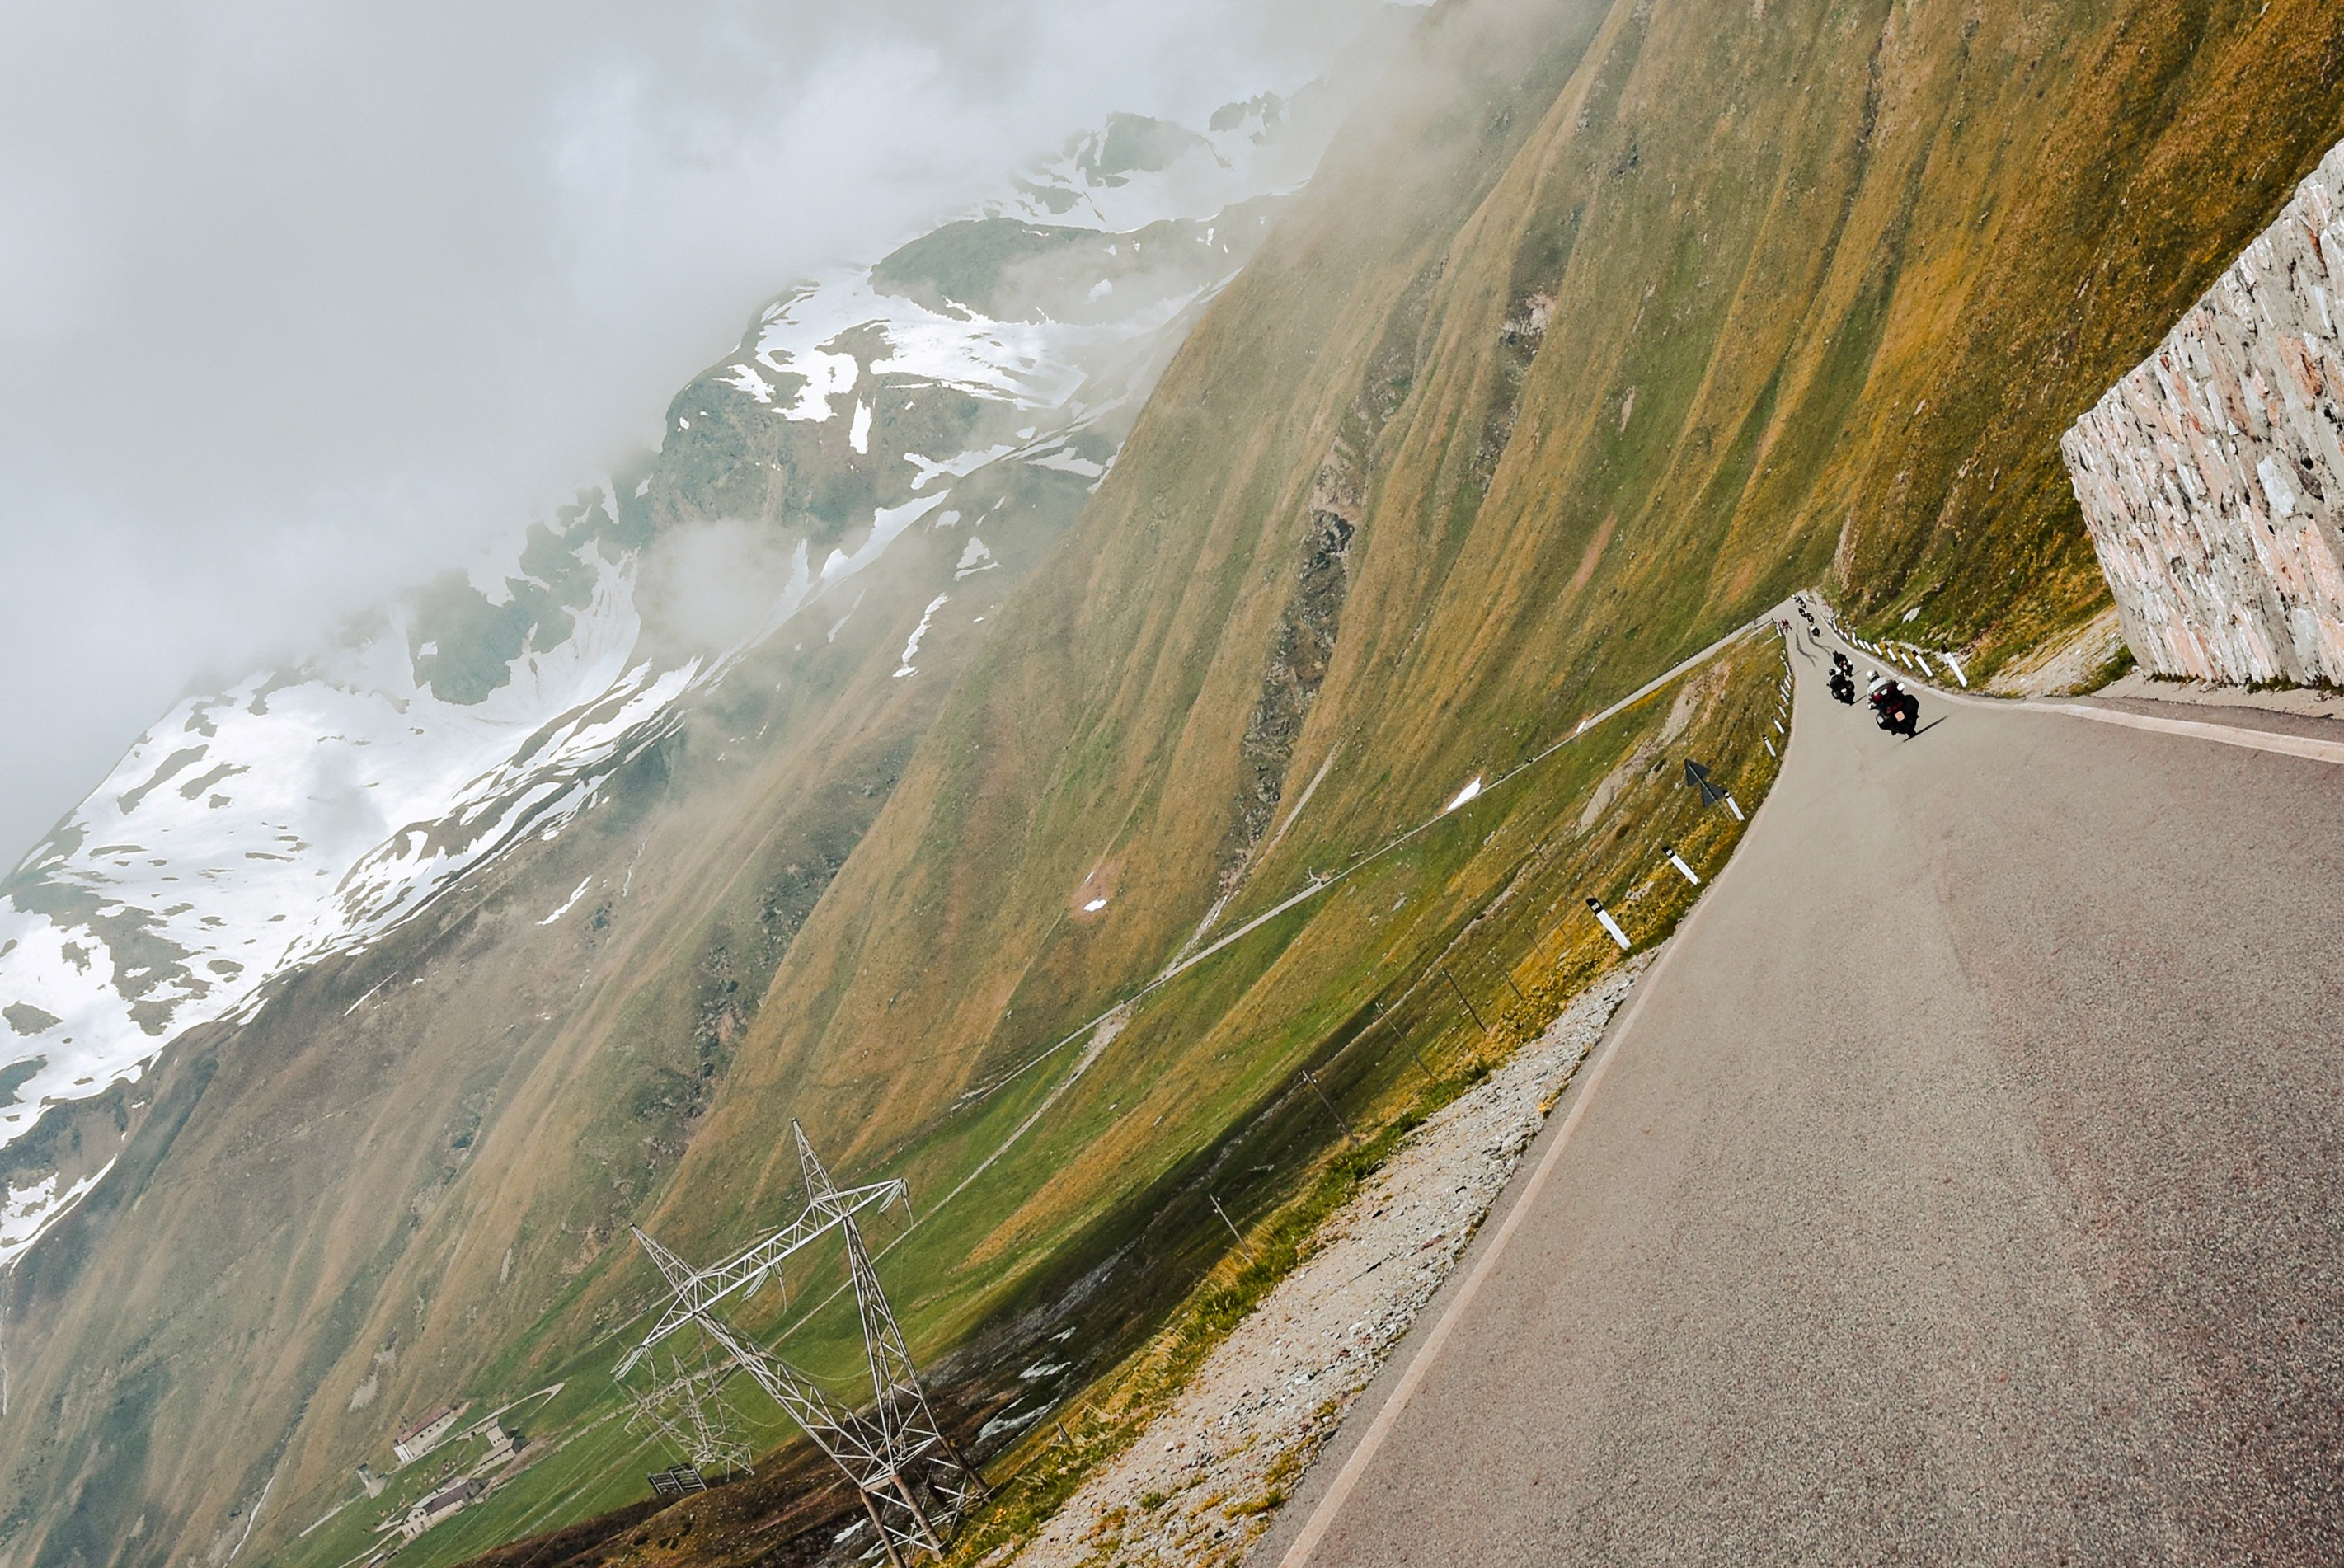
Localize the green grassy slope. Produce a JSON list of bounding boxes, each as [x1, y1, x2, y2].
[[443, 627, 1796, 1568]]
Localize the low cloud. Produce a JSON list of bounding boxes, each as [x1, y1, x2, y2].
[[0, 0, 1400, 862], [636, 517, 816, 659]]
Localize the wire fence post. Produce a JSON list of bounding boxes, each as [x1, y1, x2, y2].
[[1438, 965, 1489, 1035], [1209, 1192, 1249, 1254], [1299, 1068, 1356, 1145], [1374, 998, 1438, 1082], [1404, 1035, 1436, 1082]]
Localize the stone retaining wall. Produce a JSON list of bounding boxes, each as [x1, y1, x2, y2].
[[2061, 141, 2344, 685]]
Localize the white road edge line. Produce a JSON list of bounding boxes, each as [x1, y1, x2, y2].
[[1275, 740, 1771, 1566], [1855, 637, 2344, 768], [2005, 693, 2344, 766]]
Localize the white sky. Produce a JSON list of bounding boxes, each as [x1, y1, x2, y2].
[[0, 0, 1398, 864]]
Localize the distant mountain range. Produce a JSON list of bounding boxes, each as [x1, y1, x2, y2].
[[0, 63, 1386, 1270]]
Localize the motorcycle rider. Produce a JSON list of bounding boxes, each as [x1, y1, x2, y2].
[[1866, 670, 1919, 736]]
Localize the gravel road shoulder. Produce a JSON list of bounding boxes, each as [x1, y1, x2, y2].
[[993, 955, 1652, 1568]]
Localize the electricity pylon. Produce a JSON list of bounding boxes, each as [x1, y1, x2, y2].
[[618, 1122, 984, 1566], [625, 1346, 754, 1481]]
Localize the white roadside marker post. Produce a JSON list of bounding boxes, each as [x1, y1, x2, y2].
[[1662, 846, 1701, 886], [1939, 650, 1968, 687], [1725, 794, 1745, 820], [1585, 897, 1631, 951]]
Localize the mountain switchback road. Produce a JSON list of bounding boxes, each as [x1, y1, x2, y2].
[[1260, 622, 2344, 1566]]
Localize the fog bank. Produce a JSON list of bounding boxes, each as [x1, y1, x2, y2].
[[0, 0, 1402, 862]]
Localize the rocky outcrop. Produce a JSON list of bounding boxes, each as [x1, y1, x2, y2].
[[1209, 444, 1362, 904], [2062, 141, 2344, 685]]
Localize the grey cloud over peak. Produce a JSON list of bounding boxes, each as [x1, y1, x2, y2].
[[0, 0, 1404, 863]]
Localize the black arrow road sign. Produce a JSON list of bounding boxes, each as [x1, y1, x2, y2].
[[1684, 758, 1728, 807]]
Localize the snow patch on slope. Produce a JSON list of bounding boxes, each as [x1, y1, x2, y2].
[[0, 553, 670, 1152], [894, 594, 949, 678]]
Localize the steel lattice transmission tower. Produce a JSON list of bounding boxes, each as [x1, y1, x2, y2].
[[624, 1345, 754, 1484], [618, 1122, 984, 1565]]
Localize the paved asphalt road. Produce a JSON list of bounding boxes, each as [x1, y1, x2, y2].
[[1257, 620, 2344, 1566]]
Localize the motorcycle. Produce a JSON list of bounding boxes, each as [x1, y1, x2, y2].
[[1828, 668, 1856, 705], [1868, 678, 1919, 737]]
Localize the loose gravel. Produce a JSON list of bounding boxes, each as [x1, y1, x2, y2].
[[992, 955, 1652, 1568]]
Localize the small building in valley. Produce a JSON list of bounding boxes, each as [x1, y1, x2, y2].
[[397, 1478, 481, 1542], [391, 1403, 466, 1467], [482, 1420, 521, 1464]]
